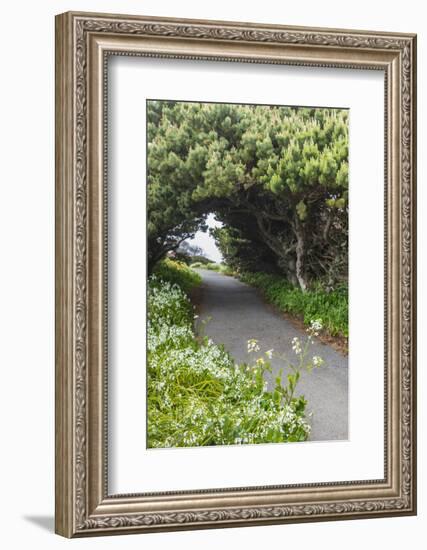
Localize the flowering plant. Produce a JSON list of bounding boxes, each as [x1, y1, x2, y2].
[[246, 319, 324, 414], [147, 272, 312, 448]]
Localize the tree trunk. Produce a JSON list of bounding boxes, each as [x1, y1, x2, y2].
[[277, 256, 298, 287], [254, 212, 305, 288], [294, 220, 308, 292]]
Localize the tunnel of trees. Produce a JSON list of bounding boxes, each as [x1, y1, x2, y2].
[[147, 100, 349, 291]]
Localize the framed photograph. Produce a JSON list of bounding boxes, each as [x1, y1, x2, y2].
[[55, 11, 417, 537]]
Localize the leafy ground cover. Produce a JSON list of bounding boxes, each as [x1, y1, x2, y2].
[[190, 261, 235, 276], [147, 261, 311, 448], [239, 272, 348, 338], [153, 258, 202, 292]]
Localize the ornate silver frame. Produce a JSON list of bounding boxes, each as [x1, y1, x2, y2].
[[55, 11, 417, 537]]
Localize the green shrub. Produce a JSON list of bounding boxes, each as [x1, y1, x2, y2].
[[218, 264, 235, 276], [147, 276, 311, 448], [205, 262, 221, 271], [240, 272, 348, 338], [199, 262, 236, 276], [153, 258, 201, 293], [191, 255, 211, 265]]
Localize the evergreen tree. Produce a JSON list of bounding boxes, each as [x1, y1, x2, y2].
[[147, 101, 348, 289]]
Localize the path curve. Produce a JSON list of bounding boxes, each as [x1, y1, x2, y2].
[[195, 269, 348, 441]]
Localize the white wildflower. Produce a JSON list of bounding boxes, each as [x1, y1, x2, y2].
[[147, 273, 312, 448], [291, 336, 302, 355], [308, 319, 323, 336], [312, 355, 324, 368], [247, 339, 260, 353]]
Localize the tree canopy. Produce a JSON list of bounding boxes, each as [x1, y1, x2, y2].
[[147, 100, 349, 289]]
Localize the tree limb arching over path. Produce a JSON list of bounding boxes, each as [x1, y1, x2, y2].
[[195, 269, 348, 441]]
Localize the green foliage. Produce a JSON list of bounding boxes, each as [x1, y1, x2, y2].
[[240, 272, 348, 338], [153, 259, 201, 294], [212, 222, 279, 275], [147, 275, 311, 448], [191, 262, 236, 276], [204, 262, 234, 275], [189, 255, 211, 265], [296, 200, 308, 221], [204, 262, 221, 271], [148, 100, 349, 288], [218, 265, 236, 276]]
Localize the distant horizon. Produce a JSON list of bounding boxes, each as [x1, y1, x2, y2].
[[184, 213, 223, 263]]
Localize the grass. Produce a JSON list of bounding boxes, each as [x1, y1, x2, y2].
[[153, 258, 201, 293], [188, 261, 205, 269], [190, 261, 235, 276], [239, 272, 348, 338], [147, 260, 310, 448]]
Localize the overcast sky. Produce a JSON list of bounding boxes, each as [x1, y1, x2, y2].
[[185, 213, 223, 263]]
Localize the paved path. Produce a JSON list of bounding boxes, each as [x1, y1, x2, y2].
[[195, 269, 348, 441]]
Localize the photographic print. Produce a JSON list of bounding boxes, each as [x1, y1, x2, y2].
[[147, 100, 349, 449], [56, 12, 416, 536]]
